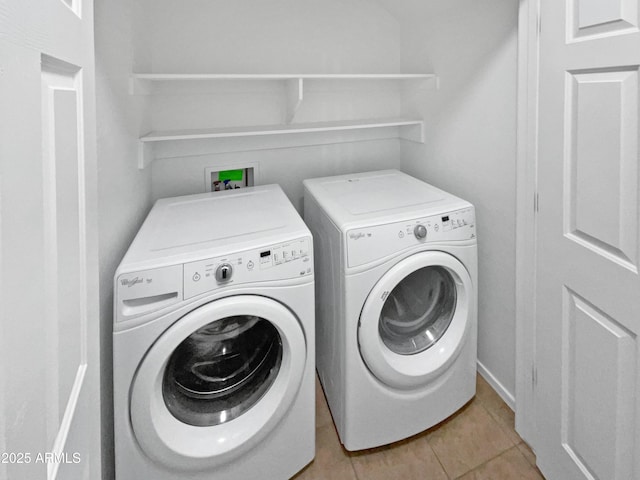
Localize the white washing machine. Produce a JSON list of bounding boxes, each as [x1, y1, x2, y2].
[[113, 185, 315, 480], [304, 170, 477, 451]]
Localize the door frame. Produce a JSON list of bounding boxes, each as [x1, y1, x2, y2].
[[515, 0, 540, 448]]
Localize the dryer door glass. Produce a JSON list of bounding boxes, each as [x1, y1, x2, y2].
[[379, 266, 457, 355], [162, 315, 283, 427]]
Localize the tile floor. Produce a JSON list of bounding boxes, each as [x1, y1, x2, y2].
[[294, 374, 545, 480]]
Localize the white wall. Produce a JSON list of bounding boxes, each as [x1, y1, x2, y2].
[[94, 2, 153, 479], [140, 0, 405, 208], [152, 138, 402, 210], [146, 0, 401, 74], [95, 7, 519, 480], [392, 0, 519, 402]]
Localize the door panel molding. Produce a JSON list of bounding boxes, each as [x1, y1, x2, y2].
[[563, 66, 639, 273], [561, 288, 636, 480], [41, 56, 89, 465], [59, 0, 82, 18], [568, 0, 639, 41]]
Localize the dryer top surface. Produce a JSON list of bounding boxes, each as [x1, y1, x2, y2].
[[304, 170, 471, 230]]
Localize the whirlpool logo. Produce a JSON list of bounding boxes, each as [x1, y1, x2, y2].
[[120, 277, 143, 288]]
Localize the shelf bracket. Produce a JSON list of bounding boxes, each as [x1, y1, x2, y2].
[[286, 78, 304, 124], [138, 141, 154, 170]]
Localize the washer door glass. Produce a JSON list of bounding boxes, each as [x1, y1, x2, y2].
[[379, 266, 457, 355], [163, 315, 283, 427]]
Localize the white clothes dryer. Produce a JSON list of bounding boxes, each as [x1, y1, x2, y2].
[[304, 170, 477, 451], [113, 185, 315, 480]]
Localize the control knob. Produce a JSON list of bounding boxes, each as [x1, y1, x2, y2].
[[414, 224, 427, 240], [215, 263, 233, 282]]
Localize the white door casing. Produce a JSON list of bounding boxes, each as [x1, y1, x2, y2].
[[529, 0, 640, 479], [0, 1, 100, 480]]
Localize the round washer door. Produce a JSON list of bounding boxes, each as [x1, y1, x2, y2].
[[130, 295, 306, 471], [358, 251, 473, 390]]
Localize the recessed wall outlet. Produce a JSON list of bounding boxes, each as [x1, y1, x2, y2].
[[204, 165, 256, 192]]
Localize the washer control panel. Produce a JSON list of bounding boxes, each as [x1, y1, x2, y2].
[[347, 207, 475, 268], [115, 237, 312, 324], [184, 237, 312, 299]]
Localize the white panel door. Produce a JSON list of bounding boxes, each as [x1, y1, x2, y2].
[[535, 0, 640, 479], [0, 1, 100, 479]]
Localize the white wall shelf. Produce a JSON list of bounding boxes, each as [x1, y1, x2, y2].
[[130, 73, 437, 122], [138, 117, 425, 169], [133, 72, 435, 168], [132, 73, 434, 79], [131, 72, 435, 85]]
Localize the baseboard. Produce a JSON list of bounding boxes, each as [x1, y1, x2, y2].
[[477, 361, 516, 411]]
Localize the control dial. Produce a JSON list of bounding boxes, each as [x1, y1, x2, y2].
[[414, 224, 427, 240], [215, 263, 233, 282]]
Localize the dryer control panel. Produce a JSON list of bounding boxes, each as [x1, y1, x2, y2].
[[346, 207, 475, 268], [183, 237, 312, 299]]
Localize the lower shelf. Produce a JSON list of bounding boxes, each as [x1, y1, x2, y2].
[[138, 117, 425, 169]]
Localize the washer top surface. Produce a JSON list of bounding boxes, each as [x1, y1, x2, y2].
[[304, 170, 471, 230], [118, 184, 309, 272]]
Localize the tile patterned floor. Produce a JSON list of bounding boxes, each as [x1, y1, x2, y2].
[[293, 374, 545, 480]]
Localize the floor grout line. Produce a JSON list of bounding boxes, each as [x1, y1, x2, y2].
[[453, 444, 517, 479], [426, 439, 453, 480], [430, 400, 521, 479], [476, 400, 522, 450], [348, 457, 360, 480]]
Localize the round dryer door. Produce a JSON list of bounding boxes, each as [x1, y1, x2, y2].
[[358, 251, 473, 390], [130, 295, 306, 471]]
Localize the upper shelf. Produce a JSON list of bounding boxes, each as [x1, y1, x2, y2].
[[132, 72, 435, 80], [129, 72, 437, 95]]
